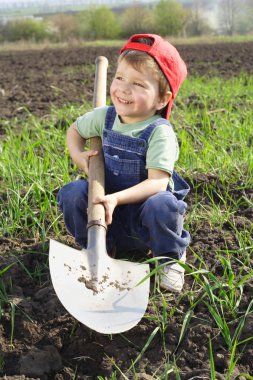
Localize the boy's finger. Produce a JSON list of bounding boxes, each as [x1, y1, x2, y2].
[[105, 211, 112, 225], [88, 150, 98, 156], [93, 196, 104, 204]]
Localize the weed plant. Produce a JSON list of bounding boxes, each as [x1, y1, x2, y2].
[[0, 73, 252, 378]]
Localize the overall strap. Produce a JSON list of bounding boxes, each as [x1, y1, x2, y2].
[[139, 118, 172, 142], [172, 171, 190, 200], [138, 118, 190, 199], [104, 106, 117, 131]]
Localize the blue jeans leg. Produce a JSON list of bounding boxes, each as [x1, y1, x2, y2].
[[137, 191, 190, 261], [57, 182, 190, 261], [107, 191, 190, 261], [57, 179, 118, 251], [57, 179, 89, 248]]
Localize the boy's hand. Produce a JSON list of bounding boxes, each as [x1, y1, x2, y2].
[[67, 123, 99, 175], [72, 150, 98, 175], [93, 194, 117, 225]]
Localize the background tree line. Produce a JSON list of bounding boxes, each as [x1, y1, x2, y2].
[[0, 0, 252, 43]]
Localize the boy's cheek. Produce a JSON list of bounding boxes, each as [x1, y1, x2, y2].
[[110, 82, 116, 94]]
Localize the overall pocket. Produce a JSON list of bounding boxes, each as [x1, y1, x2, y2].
[[105, 153, 142, 192]]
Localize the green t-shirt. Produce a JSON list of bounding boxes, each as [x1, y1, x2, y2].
[[76, 106, 179, 185]]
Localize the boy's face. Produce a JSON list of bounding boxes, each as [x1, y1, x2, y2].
[[110, 59, 166, 124]]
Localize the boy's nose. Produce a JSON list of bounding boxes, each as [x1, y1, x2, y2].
[[121, 82, 131, 94]]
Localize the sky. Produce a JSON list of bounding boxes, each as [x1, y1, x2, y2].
[[0, 0, 103, 8], [0, 0, 105, 4], [0, 0, 132, 4], [0, 0, 145, 4], [1, 0, 74, 3], [1, 0, 65, 2], [0, 0, 144, 9]]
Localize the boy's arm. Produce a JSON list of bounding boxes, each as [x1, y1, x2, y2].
[[94, 168, 169, 224], [67, 122, 98, 175], [114, 169, 169, 204]]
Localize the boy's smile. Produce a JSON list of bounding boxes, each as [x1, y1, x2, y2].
[[110, 59, 165, 124], [117, 97, 133, 104]]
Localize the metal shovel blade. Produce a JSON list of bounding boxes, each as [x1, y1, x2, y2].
[[49, 231, 150, 334]]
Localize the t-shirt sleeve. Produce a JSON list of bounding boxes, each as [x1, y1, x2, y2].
[[76, 106, 108, 139], [146, 124, 179, 174]]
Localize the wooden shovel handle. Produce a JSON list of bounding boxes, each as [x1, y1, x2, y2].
[[87, 56, 108, 229]]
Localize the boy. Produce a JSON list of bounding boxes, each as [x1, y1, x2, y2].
[[57, 34, 190, 293]]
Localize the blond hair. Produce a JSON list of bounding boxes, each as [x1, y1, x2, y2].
[[119, 48, 170, 118]]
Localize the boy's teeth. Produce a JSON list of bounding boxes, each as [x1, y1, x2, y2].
[[119, 97, 131, 104]]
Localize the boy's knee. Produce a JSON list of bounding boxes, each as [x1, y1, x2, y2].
[[57, 180, 88, 208], [144, 191, 179, 214], [142, 191, 187, 234]]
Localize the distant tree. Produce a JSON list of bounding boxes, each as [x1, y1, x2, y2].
[[2, 19, 48, 42], [218, 0, 253, 35], [235, 0, 253, 34], [76, 6, 121, 40], [0, 23, 4, 43], [153, 0, 188, 36], [218, 0, 240, 35], [185, 1, 213, 36], [245, 0, 253, 32], [46, 14, 78, 42], [119, 6, 155, 37]]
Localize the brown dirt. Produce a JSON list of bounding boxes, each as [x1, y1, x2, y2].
[[1, 42, 253, 122], [0, 43, 252, 379]]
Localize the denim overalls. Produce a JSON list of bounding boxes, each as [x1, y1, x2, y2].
[[57, 106, 190, 261]]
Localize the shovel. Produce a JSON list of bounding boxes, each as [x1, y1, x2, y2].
[[49, 56, 150, 334]]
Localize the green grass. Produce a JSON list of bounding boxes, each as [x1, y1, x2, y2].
[[174, 74, 253, 177], [0, 103, 90, 241], [172, 74, 253, 237], [0, 73, 252, 378]]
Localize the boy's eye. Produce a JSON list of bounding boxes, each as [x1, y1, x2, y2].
[[133, 82, 144, 88], [115, 76, 123, 81]]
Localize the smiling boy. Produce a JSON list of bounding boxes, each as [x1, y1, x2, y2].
[[57, 34, 190, 293]]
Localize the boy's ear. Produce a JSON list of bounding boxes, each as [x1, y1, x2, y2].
[[157, 91, 172, 110]]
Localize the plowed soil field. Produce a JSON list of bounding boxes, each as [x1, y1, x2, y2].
[[0, 42, 252, 380]]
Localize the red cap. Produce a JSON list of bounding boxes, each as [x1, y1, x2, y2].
[[120, 34, 187, 119]]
